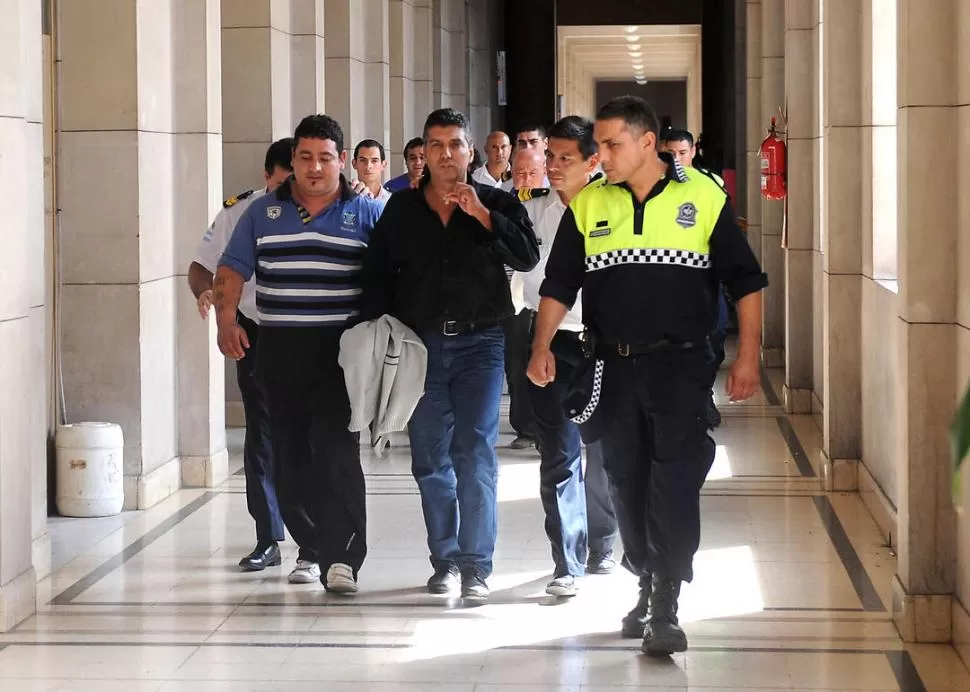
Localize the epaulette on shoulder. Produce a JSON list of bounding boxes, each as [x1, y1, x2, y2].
[[697, 167, 727, 190], [517, 187, 551, 202], [223, 188, 256, 208]]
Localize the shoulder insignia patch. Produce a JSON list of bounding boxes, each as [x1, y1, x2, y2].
[[223, 188, 255, 208], [517, 187, 551, 202]]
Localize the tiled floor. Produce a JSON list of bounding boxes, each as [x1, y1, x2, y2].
[[8, 366, 970, 691]]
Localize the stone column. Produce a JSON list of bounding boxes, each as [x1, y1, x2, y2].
[[57, 0, 178, 508], [466, 0, 493, 141], [432, 0, 468, 113], [325, 0, 390, 167], [760, 0, 785, 367], [892, 0, 959, 644], [390, 0, 430, 175], [290, 0, 326, 126], [744, 0, 763, 311], [0, 0, 43, 630], [221, 0, 296, 196], [782, 0, 815, 413], [173, 0, 228, 488], [819, 0, 864, 491], [811, 0, 824, 422]]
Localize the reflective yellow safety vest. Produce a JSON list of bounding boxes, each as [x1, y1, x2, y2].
[[568, 165, 727, 273]]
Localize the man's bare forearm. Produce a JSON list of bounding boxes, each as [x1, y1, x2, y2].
[[187, 262, 214, 299], [531, 297, 569, 351], [213, 267, 245, 327], [735, 292, 762, 362]]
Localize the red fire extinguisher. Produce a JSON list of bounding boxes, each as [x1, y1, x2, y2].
[[760, 117, 787, 200]]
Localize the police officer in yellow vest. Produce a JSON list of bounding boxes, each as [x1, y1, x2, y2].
[[527, 96, 767, 656]]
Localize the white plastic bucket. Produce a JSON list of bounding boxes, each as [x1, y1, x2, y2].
[[55, 422, 125, 517]]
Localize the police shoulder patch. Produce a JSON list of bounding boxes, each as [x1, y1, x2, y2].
[[517, 187, 550, 202], [223, 188, 255, 208]]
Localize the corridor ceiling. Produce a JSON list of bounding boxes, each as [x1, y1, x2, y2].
[[557, 24, 702, 83]]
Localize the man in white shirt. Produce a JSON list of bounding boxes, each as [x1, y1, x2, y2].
[[351, 138, 392, 205], [188, 138, 319, 584], [471, 131, 512, 188], [510, 115, 618, 597]]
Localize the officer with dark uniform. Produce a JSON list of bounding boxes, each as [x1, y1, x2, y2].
[[527, 96, 766, 656]]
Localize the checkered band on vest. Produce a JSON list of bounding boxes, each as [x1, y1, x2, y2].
[[584, 248, 711, 272], [569, 359, 604, 425]]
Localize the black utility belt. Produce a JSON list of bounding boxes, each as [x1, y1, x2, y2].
[[438, 319, 502, 337], [598, 338, 707, 358]]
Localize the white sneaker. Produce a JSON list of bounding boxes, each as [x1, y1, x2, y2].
[[545, 575, 578, 597], [288, 560, 321, 584], [324, 563, 359, 594]]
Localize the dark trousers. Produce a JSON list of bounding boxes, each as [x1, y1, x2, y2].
[[408, 327, 505, 577], [503, 309, 536, 439], [257, 327, 367, 576], [710, 288, 729, 382], [236, 313, 285, 546], [527, 330, 618, 577], [584, 440, 618, 558], [599, 348, 716, 582]]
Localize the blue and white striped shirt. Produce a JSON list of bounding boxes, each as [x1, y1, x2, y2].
[[219, 177, 383, 327]]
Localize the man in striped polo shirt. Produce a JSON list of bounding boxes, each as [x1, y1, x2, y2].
[[214, 114, 383, 594]]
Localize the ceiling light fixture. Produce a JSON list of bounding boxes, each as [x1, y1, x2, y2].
[[625, 35, 638, 43], [636, 78, 648, 85], [626, 25, 638, 33], [628, 51, 642, 58]]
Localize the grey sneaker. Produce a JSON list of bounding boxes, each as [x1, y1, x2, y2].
[[545, 575, 578, 597], [324, 563, 359, 594], [288, 560, 321, 584]]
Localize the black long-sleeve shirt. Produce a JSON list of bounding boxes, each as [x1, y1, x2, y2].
[[540, 173, 767, 345], [359, 179, 540, 330]]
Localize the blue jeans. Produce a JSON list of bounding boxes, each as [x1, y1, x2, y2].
[[408, 327, 505, 577]]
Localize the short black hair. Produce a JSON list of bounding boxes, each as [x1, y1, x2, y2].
[[293, 114, 344, 153], [663, 129, 694, 147], [423, 108, 470, 142], [353, 139, 386, 161], [546, 115, 597, 159], [264, 137, 294, 175], [515, 123, 547, 139], [403, 137, 424, 157], [596, 96, 660, 138]]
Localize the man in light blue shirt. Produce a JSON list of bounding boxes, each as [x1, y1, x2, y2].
[[215, 114, 382, 595]]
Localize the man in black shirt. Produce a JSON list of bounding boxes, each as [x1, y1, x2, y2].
[[528, 97, 766, 655], [360, 108, 539, 602]]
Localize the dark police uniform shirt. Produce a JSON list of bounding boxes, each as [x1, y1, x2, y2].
[[219, 176, 383, 327], [359, 178, 540, 331], [540, 156, 767, 345]]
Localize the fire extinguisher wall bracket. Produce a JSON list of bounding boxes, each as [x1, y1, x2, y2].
[[759, 116, 787, 201]]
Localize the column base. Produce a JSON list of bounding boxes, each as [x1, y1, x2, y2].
[[819, 451, 859, 491], [182, 448, 230, 488], [0, 567, 37, 632], [812, 390, 824, 432], [858, 462, 897, 547], [892, 575, 952, 643], [226, 400, 245, 428], [32, 531, 52, 582], [954, 597, 970, 671], [762, 347, 785, 368], [124, 456, 182, 510], [783, 385, 813, 414]]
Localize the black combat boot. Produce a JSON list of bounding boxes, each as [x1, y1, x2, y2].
[[641, 574, 688, 656], [620, 573, 652, 638]]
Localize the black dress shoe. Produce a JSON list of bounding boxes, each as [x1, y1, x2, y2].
[[621, 573, 652, 638], [641, 575, 688, 656], [238, 542, 281, 572], [427, 565, 460, 594]]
